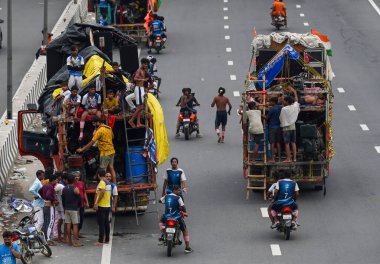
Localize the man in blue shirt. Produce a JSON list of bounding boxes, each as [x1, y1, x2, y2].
[[28, 170, 45, 232], [159, 186, 193, 253], [162, 157, 187, 198], [0, 231, 21, 263], [148, 14, 166, 53], [267, 97, 283, 163]]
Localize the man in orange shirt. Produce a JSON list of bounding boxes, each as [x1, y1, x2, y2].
[[271, 0, 287, 25]]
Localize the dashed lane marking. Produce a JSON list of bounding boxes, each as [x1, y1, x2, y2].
[[224, 25, 229, 29], [224, 0, 228, 3], [233, 91, 240, 97], [261, 208, 269, 218], [230, 75, 237, 81], [360, 124, 369, 131], [228, 60, 234, 66], [304, 22, 309, 26], [300, 13, 305, 17], [226, 47, 232, 52], [375, 146, 380, 153], [224, 16, 229, 20], [347, 105, 356, 111], [223, 7, 228, 11], [337, 87, 345, 93], [101, 217, 115, 264], [296, 4, 301, 8], [270, 244, 282, 256], [368, 0, 380, 16], [225, 35, 230, 40]]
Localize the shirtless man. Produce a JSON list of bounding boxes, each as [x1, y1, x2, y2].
[[211, 87, 232, 143], [128, 58, 153, 128]]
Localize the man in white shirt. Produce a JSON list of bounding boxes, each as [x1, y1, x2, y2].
[[67, 45, 84, 90], [279, 86, 300, 163], [246, 101, 264, 163]]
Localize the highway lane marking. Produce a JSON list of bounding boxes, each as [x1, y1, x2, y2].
[[375, 146, 380, 153], [300, 13, 305, 17], [226, 47, 232, 52], [337, 87, 345, 93], [260, 207, 269, 218], [296, 5, 301, 8], [223, 7, 228, 11], [347, 105, 356, 111], [270, 244, 282, 256], [224, 25, 229, 29], [228, 60, 234, 66], [101, 217, 115, 264], [233, 91, 240, 97], [230, 75, 237, 81], [225, 35, 230, 40], [224, 0, 228, 2], [303, 22, 309, 26], [368, 0, 380, 16], [224, 16, 229, 20], [360, 124, 369, 131]]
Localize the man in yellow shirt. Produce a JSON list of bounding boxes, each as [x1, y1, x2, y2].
[[76, 116, 117, 183], [93, 169, 111, 246], [103, 89, 120, 115]]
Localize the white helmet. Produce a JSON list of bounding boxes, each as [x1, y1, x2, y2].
[[146, 55, 154, 61]]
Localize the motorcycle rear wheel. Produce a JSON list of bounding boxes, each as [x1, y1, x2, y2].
[[276, 25, 281, 30], [284, 226, 291, 240], [41, 244, 52, 257], [166, 240, 173, 257]]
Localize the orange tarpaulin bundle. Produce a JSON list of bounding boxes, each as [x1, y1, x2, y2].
[[144, 10, 153, 33]]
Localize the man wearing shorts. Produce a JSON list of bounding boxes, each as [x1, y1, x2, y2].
[[67, 45, 84, 90], [211, 87, 232, 143], [267, 97, 283, 162], [77, 116, 116, 183], [246, 101, 264, 163], [62, 174, 81, 247]]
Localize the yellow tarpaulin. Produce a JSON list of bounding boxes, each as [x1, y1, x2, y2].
[[82, 55, 129, 87], [147, 93, 170, 165]]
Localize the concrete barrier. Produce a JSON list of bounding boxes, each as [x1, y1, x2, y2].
[[0, 0, 88, 195]]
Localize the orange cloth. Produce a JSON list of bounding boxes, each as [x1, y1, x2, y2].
[[272, 1, 286, 16], [144, 11, 154, 33]]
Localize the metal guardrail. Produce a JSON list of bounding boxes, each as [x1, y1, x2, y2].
[[0, 0, 88, 196]]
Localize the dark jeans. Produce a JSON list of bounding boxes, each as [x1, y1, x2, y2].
[[78, 207, 85, 230], [97, 207, 110, 243]]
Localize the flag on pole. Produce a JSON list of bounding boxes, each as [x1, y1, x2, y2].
[[311, 29, 332, 56]]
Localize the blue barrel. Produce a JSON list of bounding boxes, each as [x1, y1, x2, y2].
[[125, 146, 148, 184]]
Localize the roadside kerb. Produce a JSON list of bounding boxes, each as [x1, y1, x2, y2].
[[0, 0, 88, 196]]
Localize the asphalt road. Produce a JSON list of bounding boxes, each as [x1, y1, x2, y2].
[[0, 0, 70, 115], [28, 0, 380, 263]]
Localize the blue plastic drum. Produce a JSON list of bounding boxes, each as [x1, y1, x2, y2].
[[125, 146, 148, 184]]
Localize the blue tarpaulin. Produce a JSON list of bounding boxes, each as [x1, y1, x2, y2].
[[257, 44, 300, 89]]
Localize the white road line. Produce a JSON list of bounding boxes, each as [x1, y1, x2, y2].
[[224, 25, 229, 29], [360, 124, 369, 131], [300, 13, 305, 17], [368, 0, 380, 16], [101, 217, 115, 264], [233, 91, 240, 97], [224, 16, 229, 20], [225, 35, 230, 40], [375, 146, 380, 153], [223, 7, 228, 11], [230, 75, 237, 81], [226, 47, 232, 52], [337, 87, 345, 93], [228, 60, 234, 66], [347, 105, 356, 111], [224, 0, 228, 3], [304, 22, 309, 26], [260, 207, 269, 218], [270, 244, 282, 256], [296, 4, 301, 8]]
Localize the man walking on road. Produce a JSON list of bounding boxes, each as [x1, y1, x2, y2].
[[94, 169, 112, 246], [29, 170, 45, 232], [73, 171, 89, 238], [211, 87, 232, 143]]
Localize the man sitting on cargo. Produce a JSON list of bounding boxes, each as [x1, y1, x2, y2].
[[271, 0, 287, 26], [77, 116, 117, 183], [103, 89, 121, 115], [63, 86, 81, 118], [51, 82, 71, 115], [148, 14, 166, 54], [159, 185, 193, 253], [79, 86, 102, 140]]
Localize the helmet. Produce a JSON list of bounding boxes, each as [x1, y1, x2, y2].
[[147, 55, 154, 61]]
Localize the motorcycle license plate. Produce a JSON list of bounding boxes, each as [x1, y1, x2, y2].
[[166, 228, 176, 234], [88, 158, 96, 165], [156, 39, 161, 43], [183, 119, 190, 122], [282, 214, 292, 220]]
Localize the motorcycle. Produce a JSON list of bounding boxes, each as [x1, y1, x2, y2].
[[152, 35, 165, 54], [149, 76, 161, 99], [273, 14, 286, 30], [12, 216, 52, 264], [177, 104, 200, 140], [273, 206, 297, 240]]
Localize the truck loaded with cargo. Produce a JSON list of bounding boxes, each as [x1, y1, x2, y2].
[[242, 31, 335, 199]]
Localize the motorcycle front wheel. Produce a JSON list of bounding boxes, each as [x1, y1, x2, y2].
[[166, 240, 173, 257], [184, 127, 190, 140], [21, 248, 33, 264], [41, 244, 52, 257], [284, 226, 291, 240]]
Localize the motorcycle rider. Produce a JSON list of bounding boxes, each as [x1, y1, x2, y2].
[[148, 14, 166, 54], [162, 157, 187, 198], [159, 185, 193, 253], [270, 171, 299, 229], [271, 0, 287, 26], [175, 88, 200, 137], [147, 55, 161, 93]]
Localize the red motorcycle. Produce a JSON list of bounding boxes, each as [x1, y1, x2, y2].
[[177, 107, 199, 140]]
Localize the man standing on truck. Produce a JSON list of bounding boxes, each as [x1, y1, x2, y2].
[[79, 86, 102, 140], [77, 116, 117, 183], [67, 45, 84, 90], [246, 101, 264, 163], [162, 157, 187, 198], [29, 170, 45, 232], [279, 86, 300, 163], [211, 87, 232, 143], [267, 97, 283, 162]]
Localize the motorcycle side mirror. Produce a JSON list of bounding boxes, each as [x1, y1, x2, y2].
[[0, 19, 4, 23]]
